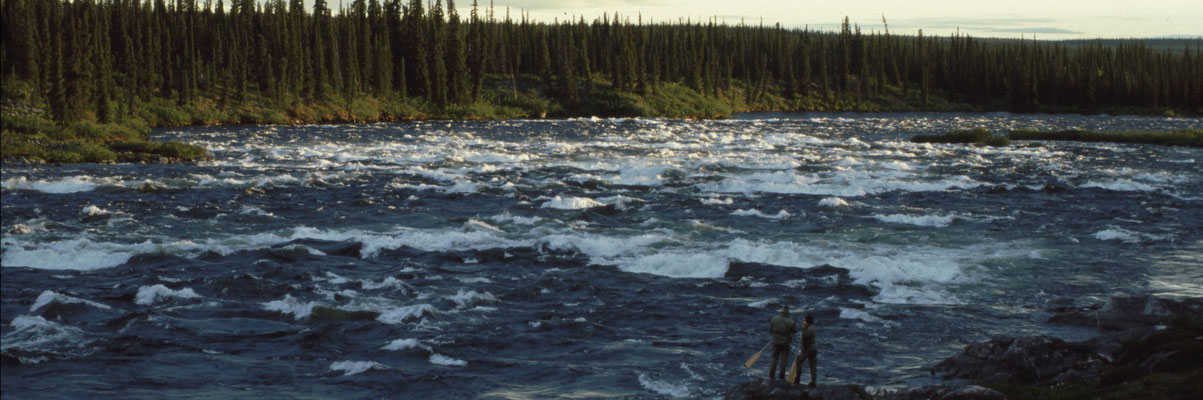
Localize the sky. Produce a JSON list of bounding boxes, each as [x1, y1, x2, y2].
[[463, 0, 1203, 39]]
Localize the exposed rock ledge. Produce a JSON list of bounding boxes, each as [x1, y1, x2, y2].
[[723, 379, 1005, 400]]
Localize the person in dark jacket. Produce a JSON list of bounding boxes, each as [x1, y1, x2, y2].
[[768, 305, 797, 379], [794, 315, 818, 387]]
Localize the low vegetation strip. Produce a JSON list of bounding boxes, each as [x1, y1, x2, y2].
[[2, 110, 211, 164], [912, 128, 1203, 148], [911, 128, 1011, 147], [1008, 128, 1203, 147]]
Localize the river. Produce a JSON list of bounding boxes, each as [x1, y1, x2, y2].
[[3, 112, 1201, 398]]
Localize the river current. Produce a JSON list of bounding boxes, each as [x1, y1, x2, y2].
[[3, 112, 1201, 398]]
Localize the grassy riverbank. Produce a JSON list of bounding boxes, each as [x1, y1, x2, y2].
[[4, 72, 1196, 164], [913, 127, 1203, 147], [3, 75, 973, 164]]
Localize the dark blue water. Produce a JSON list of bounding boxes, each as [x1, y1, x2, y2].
[[3, 112, 1202, 398]]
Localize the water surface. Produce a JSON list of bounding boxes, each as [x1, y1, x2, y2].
[[3, 112, 1201, 398]]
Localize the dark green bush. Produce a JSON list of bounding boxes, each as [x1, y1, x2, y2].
[[912, 128, 1006, 146]]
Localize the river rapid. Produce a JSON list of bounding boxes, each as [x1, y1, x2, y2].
[[3, 112, 1201, 398]]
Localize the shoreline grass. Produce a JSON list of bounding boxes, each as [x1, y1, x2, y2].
[[5, 72, 1200, 164]]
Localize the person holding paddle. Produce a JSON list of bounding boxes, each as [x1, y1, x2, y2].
[[792, 314, 818, 387], [767, 305, 797, 379]]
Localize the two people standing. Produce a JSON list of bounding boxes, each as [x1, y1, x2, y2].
[[766, 305, 817, 387]]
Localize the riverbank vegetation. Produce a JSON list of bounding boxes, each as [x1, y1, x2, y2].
[[913, 128, 1203, 147], [2, 0, 1201, 162]]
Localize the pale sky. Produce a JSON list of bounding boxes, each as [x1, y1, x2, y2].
[[471, 0, 1203, 39]]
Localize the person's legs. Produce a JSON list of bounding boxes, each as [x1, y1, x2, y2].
[[768, 344, 787, 378], [806, 350, 817, 386]]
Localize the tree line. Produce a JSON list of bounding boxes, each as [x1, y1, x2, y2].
[[2, 0, 1201, 124]]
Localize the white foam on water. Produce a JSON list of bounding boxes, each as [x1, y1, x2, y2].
[[381, 338, 423, 351], [360, 277, 409, 290], [731, 209, 791, 220], [719, 238, 993, 304], [448, 290, 498, 309], [1, 176, 108, 193], [1, 316, 96, 364], [540, 196, 605, 210], [637, 373, 691, 398], [818, 197, 850, 208], [599, 195, 644, 210], [80, 205, 110, 217], [2, 238, 137, 270], [329, 360, 388, 376], [878, 160, 913, 171], [1093, 228, 1138, 243], [376, 304, 437, 324], [1093, 227, 1164, 243], [872, 213, 955, 228], [457, 277, 493, 284], [748, 299, 774, 308], [287, 226, 521, 258], [698, 169, 982, 198], [30, 290, 113, 312], [699, 197, 734, 205], [134, 284, 200, 305], [263, 295, 319, 320], [489, 212, 543, 226], [839, 308, 882, 323], [541, 232, 671, 261], [465, 219, 505, 233], [1082, 179, 1157, 192], [429, 353, 467, 366], [618, 252, 729, 279], [445, 181, 481, 194], [238, 206, 275, 217]]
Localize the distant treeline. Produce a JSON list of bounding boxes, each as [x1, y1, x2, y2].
[[2, 0, 1202, 124]]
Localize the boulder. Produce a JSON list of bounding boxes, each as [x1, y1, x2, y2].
[[1048, 295, 1203, 330], [931, 335, 1100, 385], [879, 385, 1006, 400], [723, 379, 869, 400]]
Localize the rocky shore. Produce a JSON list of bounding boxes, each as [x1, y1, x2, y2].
[[725, 295, 1203, 400]]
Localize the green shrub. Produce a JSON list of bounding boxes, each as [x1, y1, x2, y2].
[[66, 120, 143, 142], [142, 103, 192, 126], [68, 142, 118, 162], [1, 130, 40, 159], [261, 110, 291, 125], [913, 128, 1002, 146], [2, 112, 59, 135]]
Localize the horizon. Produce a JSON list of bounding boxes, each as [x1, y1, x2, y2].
[[280, 0, 1203, 40]]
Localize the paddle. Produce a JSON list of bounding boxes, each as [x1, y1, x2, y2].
[[743, 341, 771, 368], [787, 354, 801, 384]]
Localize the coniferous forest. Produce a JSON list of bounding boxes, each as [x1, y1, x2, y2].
[[1, 0, 1201, 162]]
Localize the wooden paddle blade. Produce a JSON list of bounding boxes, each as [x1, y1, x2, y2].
[[787, 359, 801, 384], [743, 348, 765, 368]]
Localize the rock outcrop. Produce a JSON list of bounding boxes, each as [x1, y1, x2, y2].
[[723, 380, 1007, 400], [1047, 295, 1203, 331], [723, 379, 869, 400], [930, 335, 1102, 385], [877, 385, 1005, 400]]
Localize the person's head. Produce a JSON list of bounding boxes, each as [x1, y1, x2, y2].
[[781, 305, 790, 315], [804, 315, 814, 326]]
